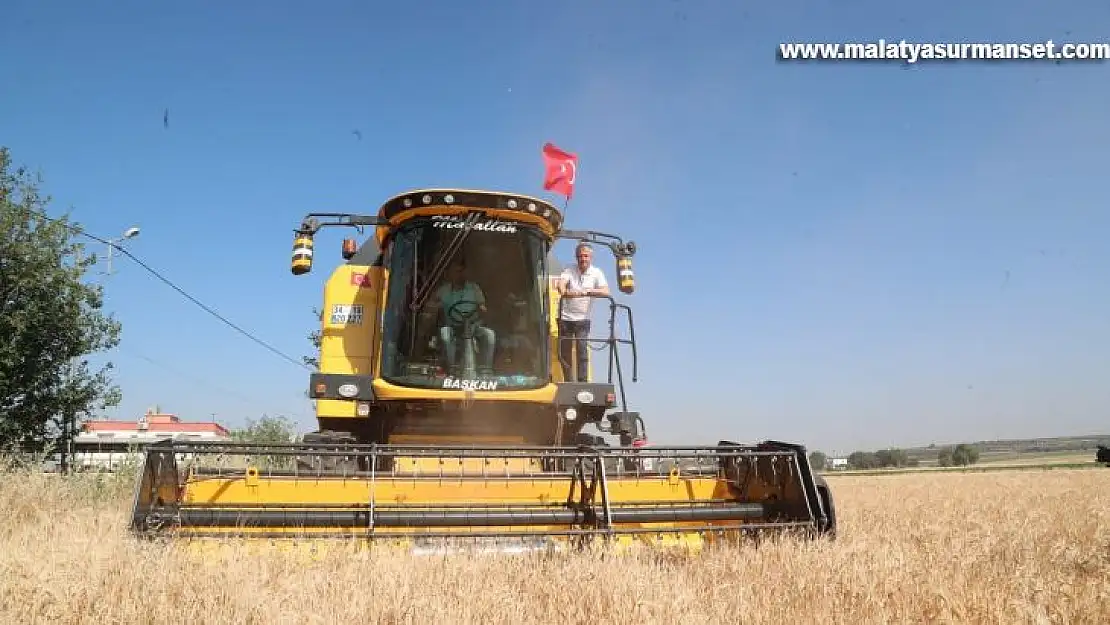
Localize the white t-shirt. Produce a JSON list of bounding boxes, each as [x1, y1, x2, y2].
[[559, 265, 608, 321]]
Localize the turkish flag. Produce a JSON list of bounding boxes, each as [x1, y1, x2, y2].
[[542, 142, 578, 198]]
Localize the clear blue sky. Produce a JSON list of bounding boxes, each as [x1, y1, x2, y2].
[[2, 0, 1108, 454]]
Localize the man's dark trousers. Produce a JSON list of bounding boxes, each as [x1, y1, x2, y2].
[[558, 319, 591, 382]]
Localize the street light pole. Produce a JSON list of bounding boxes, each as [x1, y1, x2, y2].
[[101, 226, 141, 276], [60, 225, 141, 474]]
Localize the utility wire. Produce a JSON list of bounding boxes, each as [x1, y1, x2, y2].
[[115, 345, 307, 419], [13, 207, 311, 371]]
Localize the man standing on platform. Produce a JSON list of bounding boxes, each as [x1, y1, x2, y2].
[[556, 242, 609, 382]]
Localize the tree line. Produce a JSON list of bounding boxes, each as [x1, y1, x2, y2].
[[808, 443, 981, 471]]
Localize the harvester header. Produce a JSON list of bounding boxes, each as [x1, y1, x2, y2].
[[129, 186, 835, 554]]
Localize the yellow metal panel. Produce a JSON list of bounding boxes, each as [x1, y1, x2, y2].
[[371, 266, 389, 377], [315, 399, 358, 418], [387, 434, 527, 445], [183, 473, 732, 506], [171, 471, 749, 552], [313, 378, 557, 420], [319, 264, 383, 376], [390, 456, 539, 474], [371, 378, 558, 402]]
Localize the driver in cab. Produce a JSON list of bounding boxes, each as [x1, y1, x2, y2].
[[434, 261, 496, 374]]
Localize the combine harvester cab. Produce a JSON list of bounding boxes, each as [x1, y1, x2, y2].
[[129, 189, 836, 553]]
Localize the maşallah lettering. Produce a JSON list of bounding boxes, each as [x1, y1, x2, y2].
[[432, 218, 517, 233], [442, 377, 499, 391]]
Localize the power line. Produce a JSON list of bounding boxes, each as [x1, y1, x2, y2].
[[114, 345, 308, 419], [13, 207, 311, 371]]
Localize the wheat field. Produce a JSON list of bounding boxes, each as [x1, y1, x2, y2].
[[1, 464, 1107, 625]]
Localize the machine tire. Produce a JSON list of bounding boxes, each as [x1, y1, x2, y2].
[[297, 430, 362, 473], [813, 474, 837, 539]]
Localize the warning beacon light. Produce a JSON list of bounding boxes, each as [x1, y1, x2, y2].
[[289, 213, 387, 276], [291, 230, 315, 275], [341, 238, 357, 260], [615, 241, 636, 294]]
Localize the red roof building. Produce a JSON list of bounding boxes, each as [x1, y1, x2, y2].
[[72, 407, 231, 470], [80, 410, 230, 437]]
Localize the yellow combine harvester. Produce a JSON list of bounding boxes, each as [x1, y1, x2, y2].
[[129, 188, 836, 553]]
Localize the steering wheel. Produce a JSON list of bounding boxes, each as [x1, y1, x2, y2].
[[445, 299, 481, 326]]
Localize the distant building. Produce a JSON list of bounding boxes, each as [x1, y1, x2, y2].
[[828, 458, 849, 470], [71, 407, 230, 471]]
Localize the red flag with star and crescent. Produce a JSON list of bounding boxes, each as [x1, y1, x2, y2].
[[542, 142, 578, 199]]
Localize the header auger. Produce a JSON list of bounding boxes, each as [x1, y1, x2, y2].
[[129, 188, 836, 554]]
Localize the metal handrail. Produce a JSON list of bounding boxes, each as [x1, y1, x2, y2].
[[554, 293, 638, 408]]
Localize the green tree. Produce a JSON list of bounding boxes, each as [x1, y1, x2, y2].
[[229, 414, 300, 470], [951, 443, 980, 466], [937, 444, 980, 467], [230, 414, 299, 444], [303, 307, 322, 369], [875, 448, 910, 468], [808, 450, 827, 470], [847, 450, 880, 470], [302, 307, 322, 417], [0, 147, 122, 455]]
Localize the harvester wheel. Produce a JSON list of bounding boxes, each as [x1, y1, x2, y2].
[[574, 433, 606, 447], [296, 430, 362, 474], [813, 474, 837, 539]]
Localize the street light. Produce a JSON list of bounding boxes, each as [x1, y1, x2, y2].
[[56, 225, 142, 474], [102, 226, 140, 276], [59, 224, 142, 472]]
